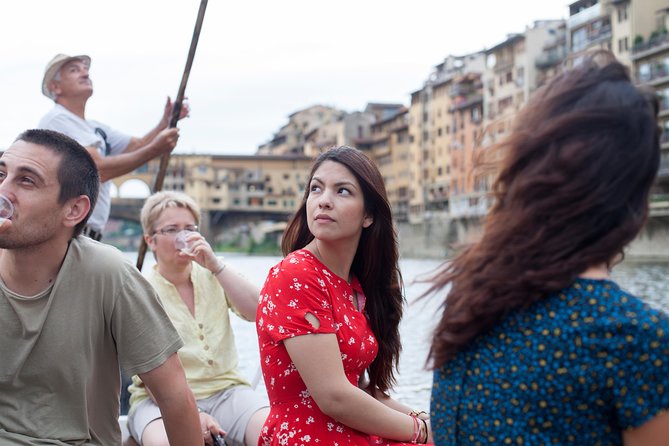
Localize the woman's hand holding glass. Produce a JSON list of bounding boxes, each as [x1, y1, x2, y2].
[[174, 230, 220, 272]]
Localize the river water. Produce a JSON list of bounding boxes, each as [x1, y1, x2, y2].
[[128, 253, 669, 412]]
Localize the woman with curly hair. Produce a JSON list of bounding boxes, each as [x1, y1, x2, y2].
[[429, 52, 669, 445]]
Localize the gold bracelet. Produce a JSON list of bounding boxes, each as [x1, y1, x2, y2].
[[212, 262, 226, 276]]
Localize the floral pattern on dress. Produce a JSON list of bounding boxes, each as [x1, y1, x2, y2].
[[257, 250, 412, 446]]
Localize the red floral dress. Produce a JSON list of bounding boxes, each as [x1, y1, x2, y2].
[[256, 250, 412, 446]]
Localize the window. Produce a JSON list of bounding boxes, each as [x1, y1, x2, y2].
[[617, 5, 628, 22], [638, 63, 651, 82], [516, 67, 524, 86], [618, 37, 629, 53], [471, 107, 481, 123], [498, 96, 513, 112], [659, 87, 669, 112], [572, 27, 587, 52]]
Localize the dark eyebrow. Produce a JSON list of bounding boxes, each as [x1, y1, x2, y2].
[[311, 176, 358, 190], [1, 162, 47, 186]]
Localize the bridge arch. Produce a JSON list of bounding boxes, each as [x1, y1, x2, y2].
[[118, 179, 151, 199]]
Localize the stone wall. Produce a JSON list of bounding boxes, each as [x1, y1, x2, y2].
[[398, 216, 669, 261], [626, 216, 669, 261]]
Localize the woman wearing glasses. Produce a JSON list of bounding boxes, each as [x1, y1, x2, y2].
[[127, 191, 269, 446]]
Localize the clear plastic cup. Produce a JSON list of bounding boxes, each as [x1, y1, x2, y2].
[[174, 230, 195, 255], [0, 195, 14, 223]]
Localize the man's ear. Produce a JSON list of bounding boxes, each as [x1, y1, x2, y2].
[[63, 195, 91, 229], [48, 80, 61, 98]]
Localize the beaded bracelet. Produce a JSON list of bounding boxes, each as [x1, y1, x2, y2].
[[409, 409, 429, 419], [409, 413, 420, 444]]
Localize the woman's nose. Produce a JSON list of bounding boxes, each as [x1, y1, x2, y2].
[[318, 193, 333, 209]]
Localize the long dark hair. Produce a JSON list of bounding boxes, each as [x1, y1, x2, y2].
[[428, 52, 660, 368], [282, 146, 404, 394]]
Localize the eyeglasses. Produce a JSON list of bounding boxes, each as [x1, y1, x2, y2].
[[153, 225, 198, 237]]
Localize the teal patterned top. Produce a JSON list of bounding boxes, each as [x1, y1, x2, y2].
[[431, 278, 669, 445]]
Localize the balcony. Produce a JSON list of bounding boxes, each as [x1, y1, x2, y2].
[[658, 166, 669, 181], [449, 192, 491, 218], [661, 132, 669, 148], [572, 24, 612, 53], [535, 47, 568, 69], [650, 194, 669, 217], [494, 58, 514, 73], [450, 94, 483, 112], [449, 83, 475, 97], [660, 97, 669, 117], [640, 62, 669, 85], [633, 33, 669, 59], [567, 1, 602, 30]]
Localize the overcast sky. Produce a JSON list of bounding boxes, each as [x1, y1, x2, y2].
[[1, 0, 569, 155]]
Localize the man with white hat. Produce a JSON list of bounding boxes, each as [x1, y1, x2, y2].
[[38, 53, 189, 241]]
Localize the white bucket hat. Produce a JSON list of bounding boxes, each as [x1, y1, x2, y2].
[[42, 53, 91, 100]]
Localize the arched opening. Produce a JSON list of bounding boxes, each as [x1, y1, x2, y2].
[[118, 179, 151, 198]]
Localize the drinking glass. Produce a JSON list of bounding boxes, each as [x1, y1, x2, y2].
[[0, 195, 13, 223], [174, 230, 196, 255]]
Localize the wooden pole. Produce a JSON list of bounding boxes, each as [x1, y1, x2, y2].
[[136, 0, 208, 271]]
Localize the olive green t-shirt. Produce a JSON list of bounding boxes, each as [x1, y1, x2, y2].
[[0, 237, 183, 445]]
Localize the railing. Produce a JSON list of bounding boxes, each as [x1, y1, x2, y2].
[[660, 97, 669, 114], [448, 192, 491, 218], [572, 25, 612, 53], [449, 83, 479, 97], [661, 132, 669, 144], [449, 94, 483, 112], [633, 33, 669, 56], [638, 64, 669, 83], [657, 158, 669, 179], [650, 194, 669, 217], [535, 48, 567, 69], [567, 2, 602, 30], [494, 58, 514, 73]]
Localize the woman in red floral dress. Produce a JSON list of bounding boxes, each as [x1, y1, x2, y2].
[[256, 146, 432, 445]]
